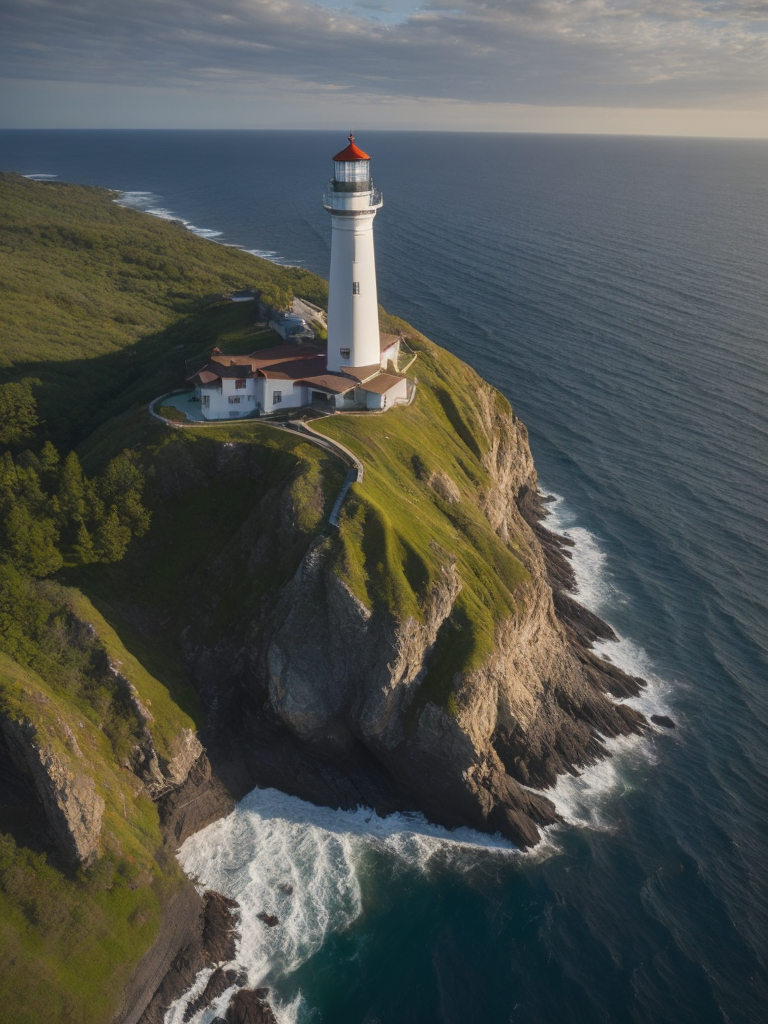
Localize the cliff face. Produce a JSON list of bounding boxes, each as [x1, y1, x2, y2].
[[260, 374, 646, 848], [0, 595, 204, 871], [1, 713, 105, 866]]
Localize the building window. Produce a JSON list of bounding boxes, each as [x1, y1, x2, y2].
[[235, 379, 246, 390], [228, 396, 241, 404], [340, 348, 350, 360], [352, 282, 360, 294], [202, 395, 210, 408], [273, 391, 282, 404], [247, 394, 255, 401]]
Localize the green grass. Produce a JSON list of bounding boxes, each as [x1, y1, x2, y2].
[[73, 422, 346, 653], [315, 330, 532, 722], [0, 651, 184, 1023], [0, 173, 327, 447]]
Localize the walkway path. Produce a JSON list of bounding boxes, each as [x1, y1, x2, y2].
[[292, 297, 327, 330], [148, 394, 363, 526]]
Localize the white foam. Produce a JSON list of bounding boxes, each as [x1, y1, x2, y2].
[[166, 786, 544, 1024], [541, 488, 675, 708], [530, 487, 679, 833], [114, 192, 293, 265], [24, 173, 57, 180], [545, 731, 659, 831]]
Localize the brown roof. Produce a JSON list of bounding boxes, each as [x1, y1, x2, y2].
[[258, 355, 328, 381], [189, 369, 219, 386], [248, 345, 324, 368], [342, 364, 380, 383], [361, 372, 406, 395], [189, 345, 326, 384], [297, 373, 356, 394], [209, 360, 251, 378], [380, 333, 401, 351]]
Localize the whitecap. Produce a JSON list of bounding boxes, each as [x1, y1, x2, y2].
[[167, 786, 548, 1024], [23, 173, 58, 180], [114, 191, 293, 265], [529, 487, 679, 834]]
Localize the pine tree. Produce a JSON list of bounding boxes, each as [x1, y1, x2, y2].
[[0, 379, 39, 447], [94, 508, 132, 563], [4, 504, 63, 577], [57, 450, 88, 529], [74, 522, 97, 564]]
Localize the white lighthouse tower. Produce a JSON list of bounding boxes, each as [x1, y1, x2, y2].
[[323, 134, 383, 372]]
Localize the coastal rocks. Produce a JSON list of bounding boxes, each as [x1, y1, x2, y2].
[[158, 750, 235, 848], [652, 714, 676, 729], [221, 988, 278, 1024], [266, 547, 461, 751], [0, 715, 104, 866], [126, 889, 240, 1024]]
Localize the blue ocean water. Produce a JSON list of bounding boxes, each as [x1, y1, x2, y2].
[[2, 130, 767, 1024]]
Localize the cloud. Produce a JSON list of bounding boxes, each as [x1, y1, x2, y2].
[[1, 0, 767, 109]]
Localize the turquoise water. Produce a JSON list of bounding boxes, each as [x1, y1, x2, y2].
[[2, 130, 767, 1023]]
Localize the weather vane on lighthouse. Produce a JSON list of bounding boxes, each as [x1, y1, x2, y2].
[[323, 132, 384, 372]]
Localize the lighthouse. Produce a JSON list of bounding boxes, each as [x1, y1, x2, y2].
[[323, 134, 383, 372]]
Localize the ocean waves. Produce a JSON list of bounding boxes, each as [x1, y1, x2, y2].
[[168, 789, 540, 1024]]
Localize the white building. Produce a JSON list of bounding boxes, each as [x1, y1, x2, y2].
[[188, 136, 413, 420]]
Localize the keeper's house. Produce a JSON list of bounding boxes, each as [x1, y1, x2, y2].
[[188, 333, 409, 419]]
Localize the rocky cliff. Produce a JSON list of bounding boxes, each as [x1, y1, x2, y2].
[[257, 367, 646, 848]]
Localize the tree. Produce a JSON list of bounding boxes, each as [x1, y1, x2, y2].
[[74, 523, 97, 564], [56, 451, 89, 529], [94, 508, 132, 563], [98, 451, 151, 538], [4, 504, 63, 578], [0, 379, 39, 447]]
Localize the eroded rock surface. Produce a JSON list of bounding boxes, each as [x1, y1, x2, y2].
[[0, 715, 104, 866], [260, 381, 647, 847]]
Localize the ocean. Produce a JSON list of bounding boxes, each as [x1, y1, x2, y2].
[[2, 130, 767, 1024]]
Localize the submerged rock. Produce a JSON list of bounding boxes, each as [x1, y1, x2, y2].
[[651, 714, 676, 729], [256, 912, 279, 928]]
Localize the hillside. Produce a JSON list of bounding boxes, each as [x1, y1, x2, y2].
[[0, 172, 327, 447], [0, 174, 646, 1024]]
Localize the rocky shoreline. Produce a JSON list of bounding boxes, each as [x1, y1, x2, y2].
[[113, 476, 654, 1023]]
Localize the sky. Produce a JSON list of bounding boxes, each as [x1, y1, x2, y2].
[[1, 0, 767, 136]]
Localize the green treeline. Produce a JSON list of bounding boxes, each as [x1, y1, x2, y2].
[[0, 381, 150, 578]]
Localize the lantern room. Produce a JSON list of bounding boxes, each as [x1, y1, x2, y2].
[[332, 134, 372, 192]]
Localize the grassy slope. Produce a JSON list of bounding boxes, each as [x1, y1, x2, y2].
[[315, 320, 531, 720], [0, 173, 328, 446], [0, 618, 185, 1024], [0, 175, 338, 1024]]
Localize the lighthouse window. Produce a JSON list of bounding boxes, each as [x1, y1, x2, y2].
[[340, 348, 350, 360], [352, 282, 360, 294], [334, 161, 369, 184]]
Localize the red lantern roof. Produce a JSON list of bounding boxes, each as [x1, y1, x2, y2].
[[333, 132, 370, 162]]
